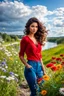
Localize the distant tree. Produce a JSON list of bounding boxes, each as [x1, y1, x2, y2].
[[0, 33, 2, 36], [0, 35, 3, 43], [48, 37, 64, 44], [6, 36, 11, 42], [14, 36, 19, 41], [11, 38, 15, 42], [2, 33, 7, 41]]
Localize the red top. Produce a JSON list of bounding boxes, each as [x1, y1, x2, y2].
[[19, 35, 42, 61]]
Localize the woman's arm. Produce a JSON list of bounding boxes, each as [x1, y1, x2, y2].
[[40, 58, 46, 75], [19, 37, 32, 68], [19, 56, 32, 68]]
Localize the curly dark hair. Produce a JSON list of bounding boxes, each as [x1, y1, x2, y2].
[[24, 17, 48, 45]]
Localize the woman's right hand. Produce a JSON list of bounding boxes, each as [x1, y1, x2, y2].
[[26, 64, 32, 68]]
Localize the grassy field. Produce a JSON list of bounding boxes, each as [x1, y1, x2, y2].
[[42, 44, 64, 64], [0, 42, 64, 96]]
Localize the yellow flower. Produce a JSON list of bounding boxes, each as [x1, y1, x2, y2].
[[56, 64, 62, 70], [41, 90, 47, 95], [9, 57, 13, 61], [43, 75, 50, 81]]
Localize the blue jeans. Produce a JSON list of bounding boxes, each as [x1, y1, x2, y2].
[[24, 60, 44, 96]]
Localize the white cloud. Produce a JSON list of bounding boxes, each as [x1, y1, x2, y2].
[[54, 7, 64, 16], [52, 17, 64, 27], [30, 5, 49, 24], [32, 5, 48, 17], [53, 19, 64, 27], [47, 11, 54, 15], [48, 27, 64, 37], [47, 7, 64, 16], [0, 1, 32, 20], [46, 24, 52, 30], [0, 1, 64, 37], [0, 1, 32, 33]]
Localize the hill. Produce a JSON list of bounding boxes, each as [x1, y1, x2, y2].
[[0, 42, 64, 96]]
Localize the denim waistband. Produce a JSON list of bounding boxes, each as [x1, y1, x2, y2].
[[27, 60, 41, 63]]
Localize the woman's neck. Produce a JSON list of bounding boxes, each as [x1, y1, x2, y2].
[[28, 34, 35, 38]]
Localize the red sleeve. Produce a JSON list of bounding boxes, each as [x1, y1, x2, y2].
[[40, 52, 42, 58], [40, 45, 42, 58], [19, 36, 27, 57]]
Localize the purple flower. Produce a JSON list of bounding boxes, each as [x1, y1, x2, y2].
[[2, 68, 7, 72], [1, 61, 6, 66], [9, 72, 15, 76]]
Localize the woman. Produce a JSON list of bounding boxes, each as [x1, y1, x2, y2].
[[19, 17, 48, 96]]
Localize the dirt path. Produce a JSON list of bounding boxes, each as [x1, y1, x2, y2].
[[19, 80, 30, 96], [3, 42, 19, 47]]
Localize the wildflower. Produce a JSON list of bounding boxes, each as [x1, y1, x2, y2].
[[9, 72, 15, 76], [56, 58, 62, 62], [51, 66, 57, 71], [60, 54, 64, 57], [6, 76, 15, 81], [16, 61, 18, 63], [37, 77, 43, 84], [46, 63, 54, 68], [52, 56, 56, 60], [9, 57, 13, 61], [5, 65, 8, 68], [1, 61, 6, 66], [43, 75, 50, 81], [59, 88, 64, 95], [0, 76, 6, 78], [12, 48, 14, 51], [51, 61, 56, 64], [9, 72, 18, 77], [14, 74, 18, 77], [61, 61, 64, 65], [41, 90, 47, 95], [0, 67, 7, 72], [56, 64, 62, 70]]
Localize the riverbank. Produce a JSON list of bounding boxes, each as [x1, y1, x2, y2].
[[43, 41, 57, 50]]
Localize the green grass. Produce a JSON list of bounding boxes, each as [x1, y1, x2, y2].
[[0, 42, 64, 96], [42, 44, 64, 64]]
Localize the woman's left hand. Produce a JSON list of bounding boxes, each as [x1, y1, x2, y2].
[[43, 72, 46, 75]]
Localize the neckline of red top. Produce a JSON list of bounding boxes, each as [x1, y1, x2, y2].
[[26, 35, 39, 47]]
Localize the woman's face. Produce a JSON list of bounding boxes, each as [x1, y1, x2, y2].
[[29, 22, 38, 34]]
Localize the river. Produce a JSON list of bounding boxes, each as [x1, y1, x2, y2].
[[42, 42, 57, 50]]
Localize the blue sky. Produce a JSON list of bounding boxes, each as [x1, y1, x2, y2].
[[0, 0, 64, 36], [23, 0, 64, 10]]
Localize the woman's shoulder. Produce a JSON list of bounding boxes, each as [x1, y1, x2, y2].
[[21, 35, 28, 42], [22, 35, 28, 39]]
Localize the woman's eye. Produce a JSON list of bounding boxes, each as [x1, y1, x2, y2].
[[31, 26, 34, 27], [31, 26, 38, 28], [36, 26, 38, 28]]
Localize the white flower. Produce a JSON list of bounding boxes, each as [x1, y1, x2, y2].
[[5, 49, 8, 52], [5, 66, 8, 68], [0, 43, 2, 45], [12, 48, 14, 51], [0, 67, 6, 72], [0, 48, 3, 50], [16, 61, 18, 63], [59, 88, 64, 95], [15, 74, 18, 77], [0, 67, 2, 69], [0, 76, 6, 78], [6, 76, 15, 81]]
